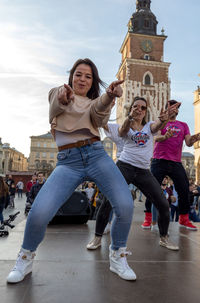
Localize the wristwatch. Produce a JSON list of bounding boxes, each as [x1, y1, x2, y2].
[[128, 115, 134, 122]]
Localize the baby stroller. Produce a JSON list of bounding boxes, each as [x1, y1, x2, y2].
[[0, 212, 20, 237], [24, 193, 33, 216]]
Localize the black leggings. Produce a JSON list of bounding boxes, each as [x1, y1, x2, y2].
[[95, 196, 112, 236], [95, 160, 170, 237], [145, 159, 190, 214]]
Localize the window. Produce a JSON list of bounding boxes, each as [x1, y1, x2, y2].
[[143, 72, 153, 86], [35, 152, 40, 158], [51, 143, 55, 148], [144, 54, 150, 60], [134, 20, 138, 30], [44, 143, 47, 148], [144, 19, 150, 28], [50, 153, 54, 159], [42, 152, 46, 158], [37, 142, 40, 147], [145, 74, 151, 85]]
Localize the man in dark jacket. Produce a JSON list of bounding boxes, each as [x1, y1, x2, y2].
[[27, 172, 45, 205]]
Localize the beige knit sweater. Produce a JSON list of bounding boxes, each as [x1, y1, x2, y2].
[[49, 86, 112, 141]]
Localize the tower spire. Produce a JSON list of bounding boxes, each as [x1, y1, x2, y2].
[[129, 0, 158, 35], [136, 0, 151, 11]]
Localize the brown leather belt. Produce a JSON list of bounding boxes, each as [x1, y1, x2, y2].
[[58, 137, 100, 151]]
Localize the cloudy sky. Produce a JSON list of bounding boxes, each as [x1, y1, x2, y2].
[[0, 0, 199, 157]]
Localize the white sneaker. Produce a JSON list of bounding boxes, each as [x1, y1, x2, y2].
[[7, 248, 36, 283], [109, 246, 136, 280], [151, 224, 159, 232], [103, 223, 111, 234], [86, 236, 102, 250], [159, 236, 179, 251]]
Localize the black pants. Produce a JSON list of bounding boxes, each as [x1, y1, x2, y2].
[[145, 159, 190, 215], [95, 160, 169, 237], [95, 196, 112, 236]]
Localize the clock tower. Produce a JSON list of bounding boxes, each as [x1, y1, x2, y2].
[[116, 0, 171, 124]]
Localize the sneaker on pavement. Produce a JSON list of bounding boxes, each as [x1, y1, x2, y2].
[[141, 212, 152, 229], [151, 224, 159, 232], [179, 214, 198, 231], [7, 248, 36, 283], [159, 236, 179, 251], [86, 236, 102, 250], [109, 246, 136, 280]]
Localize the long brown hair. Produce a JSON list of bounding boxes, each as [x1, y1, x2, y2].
[[68, 58, 107, 100], [0, 176, 8, 198], [128, 96, 147, 126]]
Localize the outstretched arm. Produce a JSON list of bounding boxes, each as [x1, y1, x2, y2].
[[150, 102, 181, 134], [155, 129, 174, 142], [185, 132, 200, 147], [90, 81, 123, 128], [49, 84, 75, 123], [118, 116, 133, 137], [118, 103, 140, 137]]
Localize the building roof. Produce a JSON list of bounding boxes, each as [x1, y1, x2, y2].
[[31, 132, 53, 139]]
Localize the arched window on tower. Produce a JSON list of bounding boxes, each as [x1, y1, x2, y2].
[[145, 74, 151, 85], [143, 72, 153, 86]]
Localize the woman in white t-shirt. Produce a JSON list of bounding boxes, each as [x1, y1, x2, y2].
[[117, 96, 180, 250]]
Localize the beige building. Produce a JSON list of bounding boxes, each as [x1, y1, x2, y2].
[[28, 132, 57, 176], [0, 139, 28, 175], [181, 152, 195, 180], [102, 137, 115, 160], [116, 0, 170, 125], [194, 78, 200, 183]]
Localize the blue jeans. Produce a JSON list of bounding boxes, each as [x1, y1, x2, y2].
[[152, 204, 158, 223], [22, 142, 134, 251], [171, 204, 179, 222]]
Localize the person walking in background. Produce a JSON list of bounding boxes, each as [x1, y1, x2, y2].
[[26, 172, 45, 207], [7, 58, 136, 283], [26, 175, 37, 195], [85, 182, 95, 204], [188, 182, 200, 222], [16, 180, 24, 198], [6, 175, 14, 192], [0, 176, 9, 224], [9, 183, 16, 208], [142, 100, 200, 231], [194, 182, 200, 215], [169, 180, 179, 222]]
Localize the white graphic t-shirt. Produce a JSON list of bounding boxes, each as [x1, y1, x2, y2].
[[104, 123, 124, 160], [119, 121, 155, 169]]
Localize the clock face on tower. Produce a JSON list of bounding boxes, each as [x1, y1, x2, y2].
[[141, 40, 153, 53]]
